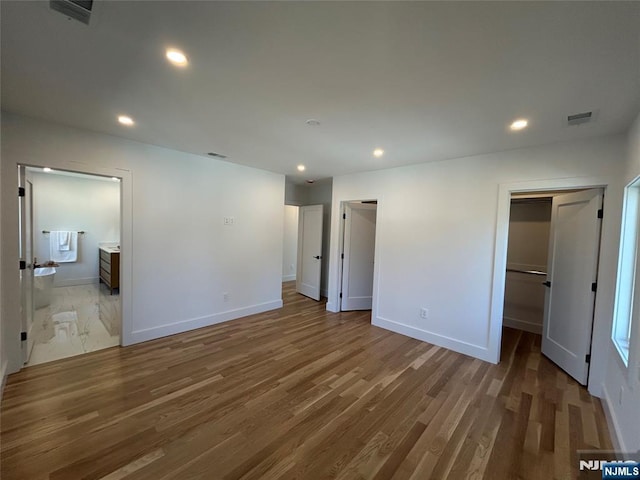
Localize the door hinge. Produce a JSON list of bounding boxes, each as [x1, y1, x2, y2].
[[341, 253, 344, 260], [542, 281, 551, 288], [18, 187, 25, 197], [343, 213, 346, 220], [591, 282, 597, 292], [19, 260, 26, 270], [585, 354, 591, 364], [21, 331, 27, 342], [339, 292, 342, 298], [597, 208, 603, 219]]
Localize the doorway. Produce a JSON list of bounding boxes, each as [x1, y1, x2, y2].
[[339, 201, 378, 312], [19, 166, 122, 366], [501, 189, 604, 385]]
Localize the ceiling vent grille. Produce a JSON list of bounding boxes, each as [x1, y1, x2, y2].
[[50, 0, 93, 25], [567, 111, 593, 126]]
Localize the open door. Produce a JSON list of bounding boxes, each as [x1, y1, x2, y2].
[[341, 202, 377, 311], [296, 204, 323, 301], [542, 189, 603, 385], [19, 166, 35, 364]]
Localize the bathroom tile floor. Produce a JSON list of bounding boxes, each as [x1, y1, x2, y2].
[[27, 283, 120, 367]]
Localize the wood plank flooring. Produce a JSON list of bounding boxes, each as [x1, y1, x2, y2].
[[1, 282, 612, 479]]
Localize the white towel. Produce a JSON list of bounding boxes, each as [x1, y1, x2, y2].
[[58, 231, 70, 251], [50, 231, 78, 263]]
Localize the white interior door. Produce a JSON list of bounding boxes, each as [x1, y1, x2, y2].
[[296, 205, 323, 301], [19, 166, 35, 364], [341, 202, 377, 311], [542, 189, 603, 385]]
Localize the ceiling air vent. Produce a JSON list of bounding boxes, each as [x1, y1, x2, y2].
[[50, 0, 93, 25], [567, 111, 592, 126], [207, 152, 227, 159]]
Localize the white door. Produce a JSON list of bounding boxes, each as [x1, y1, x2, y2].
[[542, 189, 603, 385], [296, 205, 323, 301], [19, 167, 35, 364], [341, 202, 377, 311]]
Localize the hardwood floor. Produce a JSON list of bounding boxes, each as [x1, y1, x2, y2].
[[1, 282, 612, 479]]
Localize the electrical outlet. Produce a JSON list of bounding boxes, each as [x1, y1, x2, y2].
[[223, 217, 235, 226], [223, 292, 229, 302], [420, 308, 429, 319]]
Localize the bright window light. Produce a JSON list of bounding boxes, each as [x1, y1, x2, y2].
[[612, 177, 640, 367]]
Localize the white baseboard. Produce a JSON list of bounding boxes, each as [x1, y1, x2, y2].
[[282, 274, 296, 282], [0, 359, 8, 403], [600, 382, 626, 453], [129, 299, 283, 345], [326, 301, 338, 313], [373, 316, 494, 363], [503, 316, 542, 335], [54, 276, 99, 287]]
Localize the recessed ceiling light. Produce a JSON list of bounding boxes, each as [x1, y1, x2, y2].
[[306, 179, 315, 184], [118, 115, 134, 126], [43, 167, 52, 172], [306, 119, 320, 126], [373, 148, 384, 158], [297, 165, 306, 172], [166, 48, 188, 67], [510, 119, 528, 131]]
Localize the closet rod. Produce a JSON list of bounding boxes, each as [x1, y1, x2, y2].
[[506, 268, 546, 276], [42, 230, 86, 234]]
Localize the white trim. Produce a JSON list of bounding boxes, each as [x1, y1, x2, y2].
[[54, 276, 99, 287], [129, 299, 283, 344], [601, 382, 626, 453], [503, 317, 543, 335], [0, 359, 7, 402], [282, 274, 296, 282], [373, 316, 493, 363]]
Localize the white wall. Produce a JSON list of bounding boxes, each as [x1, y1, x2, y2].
[[283, 205, 298, 281], [31, 172, 120, 286], [327, 135, 625, 400], [601, 113, 640, 454], [0, 144, 5, 399], [285, 181, 309, 206], [1, 113, 284, 375]]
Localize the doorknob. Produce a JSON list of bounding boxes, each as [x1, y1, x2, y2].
[[314, 255, 322, 260]]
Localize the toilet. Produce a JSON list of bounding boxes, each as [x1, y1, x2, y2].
[[52, 311, 79, 341]]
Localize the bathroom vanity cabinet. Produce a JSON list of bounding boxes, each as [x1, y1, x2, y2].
[[99, 247, 120, 295]]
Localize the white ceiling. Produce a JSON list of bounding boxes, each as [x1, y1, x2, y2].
[[2, 1, 639, 183]]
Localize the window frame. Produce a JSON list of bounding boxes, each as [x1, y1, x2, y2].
[[612, 176, 640, 374]]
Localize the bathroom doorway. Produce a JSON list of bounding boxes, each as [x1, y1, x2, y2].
[[20, 166, 122, 366]]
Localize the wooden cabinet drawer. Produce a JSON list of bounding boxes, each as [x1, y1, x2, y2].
[[100, 249, 111, 264], [99, 248, 120, 294]]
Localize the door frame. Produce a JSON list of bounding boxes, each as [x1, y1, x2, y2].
[[490, 177, 610, 391], [339, 201, 378, 311], [8, 161, 132, 374], [335, 199, 379, 314]]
